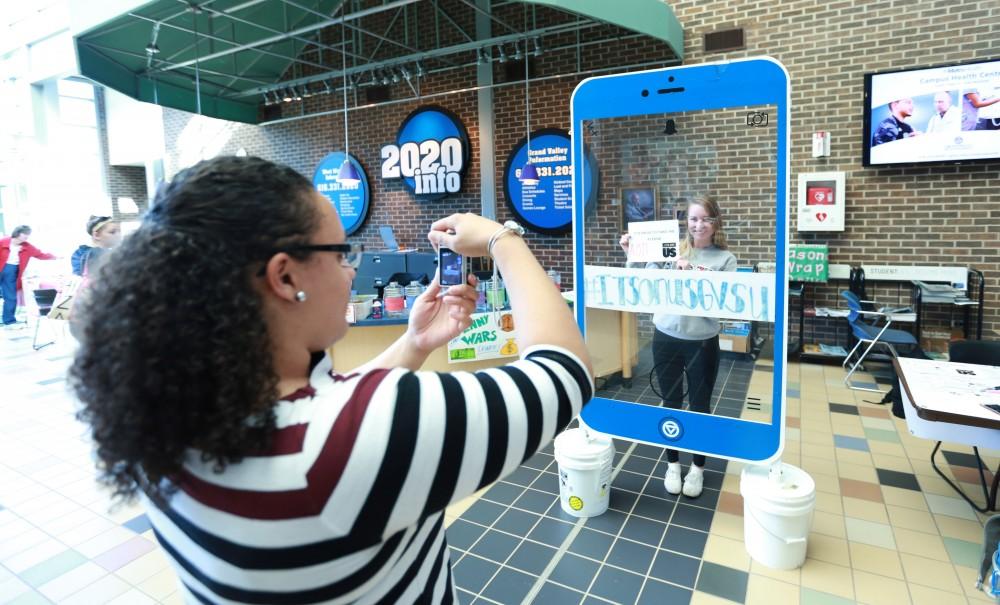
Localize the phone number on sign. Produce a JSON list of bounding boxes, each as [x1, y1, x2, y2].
[[515, 164, 572, 179]]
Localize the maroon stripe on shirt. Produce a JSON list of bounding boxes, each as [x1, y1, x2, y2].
[[176, 369, 393, 519]]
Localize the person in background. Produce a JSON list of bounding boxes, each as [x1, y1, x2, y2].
[[619, 196, 737, 498], [0, 225, 57, 328], [71, 215, 122, 277], [70, 156, 593, 603], [925, 91, 961, 134], [963, 89, 1000, 131], [871, 98, 920, 146]]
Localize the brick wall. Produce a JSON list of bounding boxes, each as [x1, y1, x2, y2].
[[95, 89, 148, 221], [670, 0, 1000, 342], [160, 0, 1000, 340]]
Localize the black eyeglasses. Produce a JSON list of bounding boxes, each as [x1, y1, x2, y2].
[[258, 244, 365, 276], [280, 243, 365, 268]]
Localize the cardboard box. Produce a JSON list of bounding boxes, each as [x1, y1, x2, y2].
[[720, 333, 750, 353]]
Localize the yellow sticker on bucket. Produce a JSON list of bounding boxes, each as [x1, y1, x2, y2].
[[568, 496, 583, 511]]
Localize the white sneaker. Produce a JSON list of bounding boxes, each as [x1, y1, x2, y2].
[[682, 470, 704, 498], [664, 464, 682, 495]]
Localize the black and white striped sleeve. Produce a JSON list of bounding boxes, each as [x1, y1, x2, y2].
[[345, 345, 592, 540]]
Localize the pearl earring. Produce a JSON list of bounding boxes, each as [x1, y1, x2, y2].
[[295, 291, 307, 302]]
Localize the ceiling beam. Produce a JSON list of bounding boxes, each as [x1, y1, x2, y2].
[[148, 0, 422, 75], [239, 19, 598, 98]]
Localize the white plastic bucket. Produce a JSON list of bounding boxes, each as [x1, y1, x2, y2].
[[553, 428, 614, 517], [740, 463, 816, 570]]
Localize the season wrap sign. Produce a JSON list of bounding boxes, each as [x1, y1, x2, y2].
[[313, 152, 370, 236], [380, 106, 470, 200], [503, 129, 598, 234]]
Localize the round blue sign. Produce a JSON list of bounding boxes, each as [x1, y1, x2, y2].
[[313, 152, 370, 236], [503, 128, 598, 234], [380, 105, 471, 201]]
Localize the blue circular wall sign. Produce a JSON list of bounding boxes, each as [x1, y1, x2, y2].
[[503, 128, 599, 235], [313, 152, 370, 236], [380, 105, 471, 201]]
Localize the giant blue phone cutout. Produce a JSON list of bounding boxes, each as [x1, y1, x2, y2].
[[571, 58, 790, 464]]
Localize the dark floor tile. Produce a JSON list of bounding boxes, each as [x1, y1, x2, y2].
[[633, 444, 666, 459], [876, 467, 922, 491], [580, 508, 628, 535], [452, 554, 500, 593], [515, 489, 558, 515], [456, 588, 476, 605], [942, 449, 983, 469], [606, 538, 656, 572], [623, 455, 657, 475], [527, 517, 574, 547], [123, 513, 151, 534], [546, 499, 581, 523], [461, 500, 507, 526], [531, 471, 560, 495], [483, 481, 525, 505], [613, 470, 649, 493], [696, 561, 748, 603], [446, 519, 488, 551], [704, 457, 729, 473], [550, 553, 600, 591], [702, 470, 725, 490], [507, 540, 557, 575], [531, 582, 584, 605], [620, 515, 667, 547], [470, 529, 521, 563], [569, 528, 615, 560], [662, 525, 708, 558], [829, 402, 859, 415], [507, 466, 543, 486], [589, 565, 645, 604], [608, 489, 639, 513], [671, 503, 714, 532], [694, 487, 721, 510], [649, 549, 701, 588], [524, 452, 555, 471], [494, 508, 541, 535], [638, 579, 693, 605], [481, 567, 536, 604], [631, 494, 674, 522]]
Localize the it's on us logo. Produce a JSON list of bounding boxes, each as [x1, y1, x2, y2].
[[380, 105, 470, 200]]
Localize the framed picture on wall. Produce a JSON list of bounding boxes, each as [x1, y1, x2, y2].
[[797, 171, 845, 232], [621, 186, 657, 229]]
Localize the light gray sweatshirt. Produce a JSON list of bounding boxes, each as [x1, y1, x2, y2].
[[628, 245, 738, 340]]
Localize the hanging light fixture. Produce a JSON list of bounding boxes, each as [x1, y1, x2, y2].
[[337, 19, 361, 186], [497, 44, 508, 63], [519, 21, 539, 186]]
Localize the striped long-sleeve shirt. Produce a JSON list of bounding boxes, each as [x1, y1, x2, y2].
[[143, 345, 593, 604]]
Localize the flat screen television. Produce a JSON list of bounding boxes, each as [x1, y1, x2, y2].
[[862, 57, 1000, 166]]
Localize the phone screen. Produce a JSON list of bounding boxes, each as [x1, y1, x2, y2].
[[571, 59, 789, 464], [438, 247, 465, 286]]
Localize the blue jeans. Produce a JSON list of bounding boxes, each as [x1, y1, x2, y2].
[[1, 264, 18, 324]]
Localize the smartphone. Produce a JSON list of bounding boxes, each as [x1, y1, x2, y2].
[[571, 58, 790, 465], [438, 247, 467, 287]]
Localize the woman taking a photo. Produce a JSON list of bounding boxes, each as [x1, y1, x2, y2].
[[71, 156, 592, 604]]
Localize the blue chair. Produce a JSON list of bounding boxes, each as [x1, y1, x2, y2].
[[841, 290, 918, 392]]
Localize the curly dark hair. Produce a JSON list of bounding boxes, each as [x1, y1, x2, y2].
[[70, 156, 321, 502]]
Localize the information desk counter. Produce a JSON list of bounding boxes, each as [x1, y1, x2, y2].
[[328, 306, 637, 379]]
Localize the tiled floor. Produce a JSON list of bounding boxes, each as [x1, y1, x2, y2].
[[1, 322, 997, 604]]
